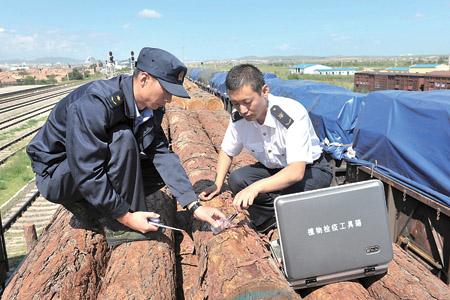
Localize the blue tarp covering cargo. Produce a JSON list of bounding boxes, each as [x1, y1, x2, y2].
[[210, 72, 228, 96], [351, 90, 450, 206], [188, 68, 201, 81], [266, 78, 366, 160], [209, 72, 279, 98], [264, 72, 277, 80], [198, 69, 217, 85], [189, 71, 449, 206]]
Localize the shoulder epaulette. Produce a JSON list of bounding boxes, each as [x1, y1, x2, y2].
[[108, 90, 125, 107], [271, 105, 294, 129], [231, 111, 243, 122]]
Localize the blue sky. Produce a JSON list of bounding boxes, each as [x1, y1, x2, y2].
[[0, 0, 449, 61]]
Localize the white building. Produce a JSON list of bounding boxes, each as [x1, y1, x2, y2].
[[316, 67, 357, 76], [289, 64, 331, 75]]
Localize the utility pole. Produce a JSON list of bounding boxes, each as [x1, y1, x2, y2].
[[130, 51, 135, 73], [108, 51, 115, 78]]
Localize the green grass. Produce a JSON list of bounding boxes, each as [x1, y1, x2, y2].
[[0, 149, 34, 206], [191, 63, 356, 90], [0, 116, 47, 142]]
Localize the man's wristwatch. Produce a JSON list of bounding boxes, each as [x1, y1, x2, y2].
[[188, 201, 202, 214]]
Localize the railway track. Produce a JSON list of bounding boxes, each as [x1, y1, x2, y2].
[[0, 85, 75, 278], [0, 85, 57, 102], [0, 83, 80, 103], [0, 89, 72, 115], [0, 84, 81, 165], [0, 104, 55, 131], [1, 181, 59, 276]]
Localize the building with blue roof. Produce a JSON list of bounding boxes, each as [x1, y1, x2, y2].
[[385, 67, 409, 73], [289, 64, 331, 75], [409, 64, 449, 74]]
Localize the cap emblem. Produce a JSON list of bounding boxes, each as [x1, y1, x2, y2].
[[178, 70, 185, 82]]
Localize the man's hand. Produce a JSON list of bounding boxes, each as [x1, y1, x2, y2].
[[232, 184, 260, 211], [116, 211, 160, 233], [199, 183, 221, 201], [193, 206, 227, 227]]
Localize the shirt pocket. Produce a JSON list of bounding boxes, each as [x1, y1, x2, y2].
[[247, 142, 264, 154], [269, 147, 287, 167]]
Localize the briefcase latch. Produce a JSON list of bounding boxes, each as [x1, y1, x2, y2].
[[305, 277, 317, 285]]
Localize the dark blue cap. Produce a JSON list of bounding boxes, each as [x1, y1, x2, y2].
[[136, 47, 190, 98]]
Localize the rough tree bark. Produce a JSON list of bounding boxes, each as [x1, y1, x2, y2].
[[302, 282, 374, 300], [361, 243, 450, 300], [96, 189, 178, 300], [166, 108, 301, 299], [2, 207, 109, 300]]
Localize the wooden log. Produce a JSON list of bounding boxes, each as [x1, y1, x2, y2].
[[303, 282, 374, 300], [189, 194, 301, 299], [195, 109, 257, 170], [2, 207, 109, 300], [204, 97, 224, 111], [185, 98, 205, 110], [361, 244, 450, 300], [170, 96, 186, 109], [97, 189, 178, 300], [166, 110, 301, 299], [186, 108, 372, 298], [174, 204, 198, 298], [23, 223, 38, 253]]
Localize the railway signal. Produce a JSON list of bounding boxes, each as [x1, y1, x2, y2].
[[130, 51, 135, 71], [108, 51, 115, 78]]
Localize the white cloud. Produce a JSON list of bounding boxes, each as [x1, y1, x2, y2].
[[0, 29, 114, 59], [10, 34, 38, 51], [277, 43, 290, 51], [0, 27, 5, 33], [138, 9, 162, 19], [415, 12, 425, 20]]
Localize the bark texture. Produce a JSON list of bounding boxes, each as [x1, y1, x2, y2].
[[166, 108, 300, 299], [362, 244, 450, 300], [303, 282, 374, 300], [2, 207, 109, 300], [97, 189, 177, 300]]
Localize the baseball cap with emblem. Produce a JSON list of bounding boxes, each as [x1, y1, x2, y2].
[[136, 47, 190, 98]]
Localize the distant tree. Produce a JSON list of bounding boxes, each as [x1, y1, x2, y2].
[[18, 70, 29, 76], [68, 68, 84, 80], [287, 73, 300, 80], [46, 75, 58, 84], [23, 76, 36, 85], [437, 56, 447, 64]]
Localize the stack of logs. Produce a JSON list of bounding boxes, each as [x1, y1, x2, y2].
[[2, 80, 449, 299]]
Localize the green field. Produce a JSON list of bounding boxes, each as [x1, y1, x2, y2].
[[0, 149, 34, 206], [191, 63, 356, 90]]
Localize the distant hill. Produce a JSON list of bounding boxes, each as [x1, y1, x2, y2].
[[198, 54, 448, 64], [0, 57, 84, 65]]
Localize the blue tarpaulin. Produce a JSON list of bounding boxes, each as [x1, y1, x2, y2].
[[266, 78, 366, 160], [210, 72, 228, 96], [187, 68, 201, 81], [209, 72, 279, 98], [350, 90, 450, 206], [188, 70, 450, 206]]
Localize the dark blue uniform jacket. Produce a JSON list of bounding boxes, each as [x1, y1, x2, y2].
[[27, 75, 197, 217]]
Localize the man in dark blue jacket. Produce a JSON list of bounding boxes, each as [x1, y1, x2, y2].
[[27, 47, 225, 246]]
